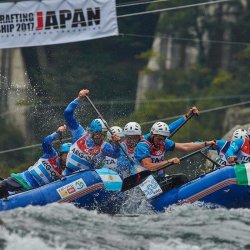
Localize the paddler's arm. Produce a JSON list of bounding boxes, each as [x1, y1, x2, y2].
[[174, 140, 217, 152], [102, 135, 121, 158], [140, 157, 180, 171], [169, 106, 199, 133], [225, 138, 243, 164], [42, 125, 66, 157], [64, 89, 89, 142]]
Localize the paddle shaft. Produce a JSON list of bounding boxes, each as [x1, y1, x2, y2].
[[121, 145, 211, 191], [152, 145, 211, 174], [199, 151, 221, 168], [85, 96, 135, 166], [169, 113, 195, 139]]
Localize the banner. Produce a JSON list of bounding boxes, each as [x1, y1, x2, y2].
[[0, 0, 118, 49]]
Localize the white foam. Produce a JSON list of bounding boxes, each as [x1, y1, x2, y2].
[[2, 228, 65, 250]]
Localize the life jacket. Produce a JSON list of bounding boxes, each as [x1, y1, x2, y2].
[[236, 138, 250, 164], [115, 141, 141, 177], [66, 134, 102, 171], [102, 156, 117, 171], [28, 156, 61, 186], [217, 141, 231, 167], [122, 141, 136, 162], [139, 138, 166, 176]]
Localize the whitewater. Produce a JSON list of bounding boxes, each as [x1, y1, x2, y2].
[[0, 202, 250, 250]]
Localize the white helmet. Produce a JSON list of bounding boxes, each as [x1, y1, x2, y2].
[[124, 122, 142, 136], [248, 125, 250, 136], [232, 129, 249, 140], [107, 126, 125, 141], [150, 122, 170, 137]]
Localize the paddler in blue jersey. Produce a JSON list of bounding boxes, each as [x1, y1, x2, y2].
[[0, 125, 71, 199], [225, 128, 250, 165], [101, 126, 125, 172], [115, 107, 201, 178], [210, 128, 248, 168], [135, 121, 217, 191], [63, 89, 121, 175]]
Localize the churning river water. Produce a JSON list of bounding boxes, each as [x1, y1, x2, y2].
[[0, 202, 250, 250]]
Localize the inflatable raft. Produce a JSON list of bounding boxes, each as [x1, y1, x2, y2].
[[0, 164, 250, 213], [0, 168, 124, 213], [151, 164, 250, 212]]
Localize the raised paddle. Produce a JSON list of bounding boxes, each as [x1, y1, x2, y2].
[[121, 145, 211, 191], [85, 95, 135, 167], [169, 112, 195, 139]]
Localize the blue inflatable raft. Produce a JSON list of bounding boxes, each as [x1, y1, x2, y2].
[[0, 168, 124, 213], [0, 164, 250, 212], [151, 165, 250, 212]]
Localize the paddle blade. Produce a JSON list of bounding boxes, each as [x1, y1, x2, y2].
[[121, 170, 151, 191]]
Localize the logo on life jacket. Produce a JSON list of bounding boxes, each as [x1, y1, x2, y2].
[[42, 160, 58, 177], [155, 150, 163, 156], [152, 156, 164, 163], [72, 148, 85, 158], [83, 147, 100, 155], [104, 158, 116, 165], [72, 148, 92, 162], [240, 156, 250, 163], [217, 158, 227, 166]]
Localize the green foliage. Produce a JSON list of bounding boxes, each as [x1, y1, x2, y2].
[[2, 0, 250, 178], [0, 117, 27, 177]]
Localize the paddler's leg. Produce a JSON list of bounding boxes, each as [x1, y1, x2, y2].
[[0, 177, 26, 198]]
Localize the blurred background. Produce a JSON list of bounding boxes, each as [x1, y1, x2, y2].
[[0, 0, 250, 177]]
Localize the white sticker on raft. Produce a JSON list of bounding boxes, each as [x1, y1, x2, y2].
[[56, 178, 87, 199], [139, 175, 163, 199]]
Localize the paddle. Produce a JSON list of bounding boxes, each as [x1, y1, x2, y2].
[[169, 112, 195, 139], [121, 145, 211, 191], [199, 151, 221, 168], [85, 96, 135, 167]]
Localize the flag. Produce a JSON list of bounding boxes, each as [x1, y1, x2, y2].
[[234, 163, 250, 185]]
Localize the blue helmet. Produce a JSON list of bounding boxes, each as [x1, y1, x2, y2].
[[89, 119, 107, 133], [59, 143, 72, 154]]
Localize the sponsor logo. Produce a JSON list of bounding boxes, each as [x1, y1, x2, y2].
[[56, 178, 87, 198], [75, 180, 85, 189], [67, 186, 76, 194], [139, 175, 163, 199]]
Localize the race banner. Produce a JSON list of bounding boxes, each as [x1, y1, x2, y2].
[[0, 0, 118, 49]]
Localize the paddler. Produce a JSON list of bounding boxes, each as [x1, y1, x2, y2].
[[226, 127, 250, 164], [63, 89, 121, 175], [0, 125, 70, 198], [134, 121, 217, 191]]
